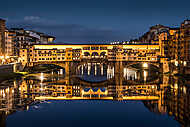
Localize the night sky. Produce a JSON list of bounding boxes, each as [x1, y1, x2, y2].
[[1, 0, 190, 43]]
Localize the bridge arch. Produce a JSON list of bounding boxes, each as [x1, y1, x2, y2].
[[100, 52, 106, 57], [31, 62, 70, 75], [33, 62, 65, 68], [84, 52, 90, 57]]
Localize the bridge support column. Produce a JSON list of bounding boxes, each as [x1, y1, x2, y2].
[[13, 64, 17, 72], [160, 58, 169, 74], [115, 62, 123, 98], [101, 63, 104, 76], [160, 62, 169, 73], [65, 62, 70, 76], [13, 63, 24, 72]]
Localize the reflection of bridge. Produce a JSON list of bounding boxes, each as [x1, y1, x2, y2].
[[1, 75, 189, 127], [31, 83, 160, 101], [0, 72, 169, 122], [24, 76, 161, 101], [34, 96, 159, 100], [32, 83, 160, 101]]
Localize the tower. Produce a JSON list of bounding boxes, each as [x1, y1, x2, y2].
[[0, 19, 6, 56]]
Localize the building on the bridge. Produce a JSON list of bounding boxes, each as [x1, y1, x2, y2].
[[0, 19, 6, 56], [19, 44, 161, 67]]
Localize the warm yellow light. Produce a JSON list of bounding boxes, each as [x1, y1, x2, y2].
[[60, 69, 63, 74], [143, 63, 148, 68], [184, 61, 187, 66], [5, 56, 10, 59], [143, 71, 148, 79], [175, 61, 178, 66], [40, 73, 44, 81], [174, 83, 178, 89]]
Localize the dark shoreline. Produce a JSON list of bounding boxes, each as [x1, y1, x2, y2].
[[0, 72, 24, 84]]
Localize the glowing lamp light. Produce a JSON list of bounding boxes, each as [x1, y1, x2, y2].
[[174, 83, 178, 89], [143, 63, 148, 68], [60, 69, 63, 75], [175, 61, 178, 66], [184, 61, 187, 66], [40, 73, 44, 81], [5, 56, 10, 59]]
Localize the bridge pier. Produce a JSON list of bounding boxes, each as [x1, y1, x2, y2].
[[160, 58, 170, 73], [65, 62, 70, 76], [13, 63, 24, 72]]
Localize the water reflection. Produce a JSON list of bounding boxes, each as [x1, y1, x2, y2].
[[0, 62, 188, 126]]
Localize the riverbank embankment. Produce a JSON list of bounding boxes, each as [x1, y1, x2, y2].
[[0, 72, 24, 84]]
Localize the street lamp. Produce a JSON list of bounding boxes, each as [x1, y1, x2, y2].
[[143, 63, 148, 68]]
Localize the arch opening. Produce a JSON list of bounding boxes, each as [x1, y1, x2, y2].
[[84, 52, 90, 57], [91, 52, 99, 57]]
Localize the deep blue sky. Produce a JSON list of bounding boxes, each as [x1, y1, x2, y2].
[[1, 0, 190, 43]]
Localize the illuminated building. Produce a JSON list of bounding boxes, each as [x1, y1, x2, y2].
[[158, 20, 190, 74], [2, 28, 56, 57], [178, 20, 190, 73], [38, 33, 55, 44], [0, 19, 6, 56]]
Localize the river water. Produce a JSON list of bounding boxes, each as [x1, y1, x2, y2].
[[0, 62, 189, 127]]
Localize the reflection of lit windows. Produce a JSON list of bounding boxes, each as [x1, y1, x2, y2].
[[175, 61, 178, 66], [143, 63, 148, 68], [184, 61, 187, 66]]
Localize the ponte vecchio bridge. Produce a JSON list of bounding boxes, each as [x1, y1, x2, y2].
[[19, 43, 169, 73]]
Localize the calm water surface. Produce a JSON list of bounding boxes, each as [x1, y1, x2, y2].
[[0, 62, 188, 127]]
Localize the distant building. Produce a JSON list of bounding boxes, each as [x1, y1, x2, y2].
[[136, 24, 169, 44], [158, 19, 190, 74], [8, 28, 55, 56], [36, 32, 55, 44]]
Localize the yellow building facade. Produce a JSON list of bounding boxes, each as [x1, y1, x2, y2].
[[20, 44, 161, 67]]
